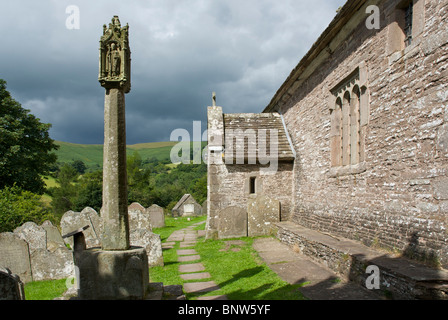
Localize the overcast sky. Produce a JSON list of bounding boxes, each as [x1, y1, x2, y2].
[[0, 0, 345, 145]]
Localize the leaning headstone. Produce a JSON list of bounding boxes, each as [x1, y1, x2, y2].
[[0, 233, 32, 283], [81, 207, 103, 243], [30, 247, 74, 281], [14, 222, 46, 254], [130, 229, 164, 267], [247, 195, 280, 237], [60, 209, 102, 249], [147, 204, 165, 228], [128, 203, 152, 232], [0, 267, 25, 300], [218, 206, 248, 239], [41, 220, 66, 251]]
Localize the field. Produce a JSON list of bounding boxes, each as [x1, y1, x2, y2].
[[53, 140, 207, 169]]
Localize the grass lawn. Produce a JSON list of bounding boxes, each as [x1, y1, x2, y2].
[[24, 279, 68, 300], [150, 217, 305, 300], [193, 237, 304, 300]]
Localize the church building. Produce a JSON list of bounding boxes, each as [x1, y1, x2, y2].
[[206, 0, 448, 294]]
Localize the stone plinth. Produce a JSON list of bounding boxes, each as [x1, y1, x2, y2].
[[77, 246, 149, 300]]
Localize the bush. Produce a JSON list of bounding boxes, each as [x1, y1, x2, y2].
[[0, 185, 54, 232]]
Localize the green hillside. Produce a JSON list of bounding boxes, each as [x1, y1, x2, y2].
[[53, 140, 206, 169]]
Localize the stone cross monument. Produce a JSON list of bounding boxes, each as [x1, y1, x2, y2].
[[64, 16, 149, 300], [99, 16, 131, 250]]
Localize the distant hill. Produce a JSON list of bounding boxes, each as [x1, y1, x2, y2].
[[53, 140, 206, 169]]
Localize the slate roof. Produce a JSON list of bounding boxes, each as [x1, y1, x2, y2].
[[222, 112, 295, 162]]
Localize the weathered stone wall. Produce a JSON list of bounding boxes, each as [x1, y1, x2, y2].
[[207, 153, 293, 238], [278, 0, 448, 267], [214, 163, 293, 219]]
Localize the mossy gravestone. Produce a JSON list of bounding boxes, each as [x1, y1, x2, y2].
[[247, 195, 280, 237], [0, 233, 32, 283], [218, 206, 247, 239]]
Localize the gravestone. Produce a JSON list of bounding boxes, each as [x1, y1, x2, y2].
[[61, 209, 102, 249], [201, 200, 208, 216], [147, 204, 165, 228], [23, 221, 74, 281], [13, 222, 46, 254], [128, 202, 145, 212], [247, 195, 280, 237], [0, 267, 25, 300], [130, 229, 164, 267], [30, 247, 74, 281], [81, 207, 103, 242], [218, 206, 248, 239], [5, 221, 74, 282], [41, 220, 66, 251], [128, 202, 152, 231], [0, 233, 32, 283]]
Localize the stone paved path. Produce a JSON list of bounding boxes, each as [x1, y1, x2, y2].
[[168, 221, 228, 300], [253, 237, 380, 300]]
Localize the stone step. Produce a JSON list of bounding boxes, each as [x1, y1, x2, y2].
[[177, 249, 198, 255], [179, 263, 205, 273], [196, 295, 228, 300], [180, 242, 197, 248], [183, 281, 220, 293], [180, 272, 211, 280], [146, 282, 186, 300], [178, 255, 201, 262]]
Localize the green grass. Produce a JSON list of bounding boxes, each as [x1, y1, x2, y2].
[[43, 176, 60, 188], [150, 217, 305, 300], [24, 279, 68, 300], [193, 237, 304, 300], [53, 141, 104, 168], [53, 140, 208, 169]]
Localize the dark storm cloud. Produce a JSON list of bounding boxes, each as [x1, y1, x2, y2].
[[0, 0, 346, 144]]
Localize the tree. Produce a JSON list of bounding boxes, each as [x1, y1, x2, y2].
[[50, 164, 79, 216], [0, 79, 58, 194], [127, 151, 153, 206], [71, 160, 87, 174], [0, 185, 53, 233], [73, 170, 103, 213]]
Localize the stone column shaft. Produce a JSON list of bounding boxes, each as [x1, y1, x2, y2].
[[101, 88, 130, 250]]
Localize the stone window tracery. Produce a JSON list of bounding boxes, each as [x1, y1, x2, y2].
[[329, 66, 369, 176]]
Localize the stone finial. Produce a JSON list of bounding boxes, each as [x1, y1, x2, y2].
[[99, 15, 131, 93], [212, 92, 217, 107]]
